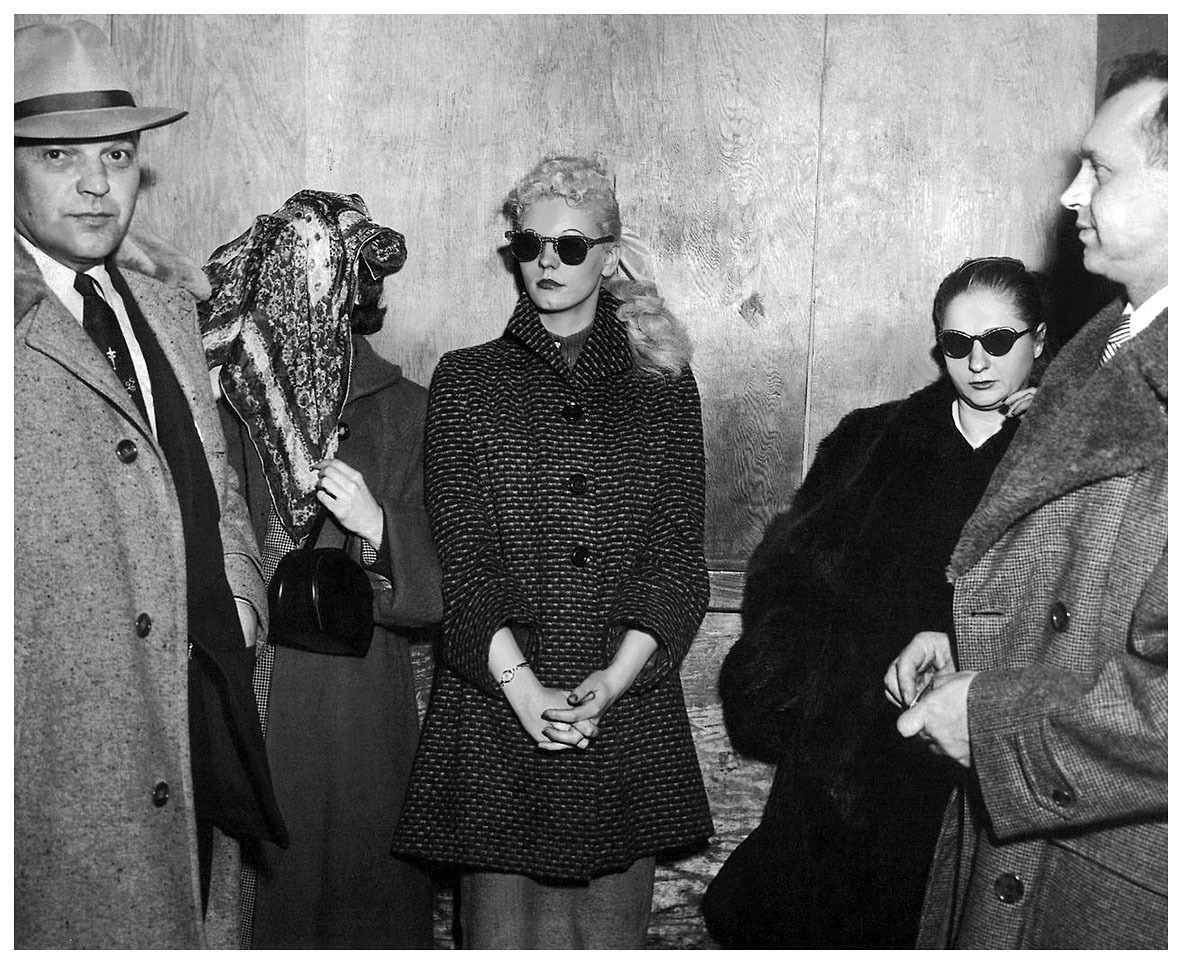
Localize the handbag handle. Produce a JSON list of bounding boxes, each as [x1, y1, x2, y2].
[[303, 505, 359, 555]]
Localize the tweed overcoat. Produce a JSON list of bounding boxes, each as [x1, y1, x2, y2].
[[918, 303, 1167, 949], [392, 291, 713, 879], [14, 238, 270, 948]]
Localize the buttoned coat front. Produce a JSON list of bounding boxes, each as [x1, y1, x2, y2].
[[392, 291, 714, 879], [14, 239, 269, 949], [918, 303, 1167, 949]]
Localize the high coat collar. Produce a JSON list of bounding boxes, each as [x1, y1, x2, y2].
[[503, 289, 635, 382], [949, 300, 1168, 578], [347, 333, 403, 405]]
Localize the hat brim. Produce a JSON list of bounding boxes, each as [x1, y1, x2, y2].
[[15, 106, 187, 140]]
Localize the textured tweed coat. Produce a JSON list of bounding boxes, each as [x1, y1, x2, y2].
[[918, 303, 1167, 949], [14, 238, 271, 948], [392, 291, 713, 879], [709, 377, 1014, 948]]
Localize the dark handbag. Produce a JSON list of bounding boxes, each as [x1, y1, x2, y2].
[[267, 508, 374, 657]]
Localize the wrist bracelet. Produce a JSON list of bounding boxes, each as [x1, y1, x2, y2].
[[496, 660, 530, 690]]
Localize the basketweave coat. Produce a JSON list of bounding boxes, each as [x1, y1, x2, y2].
[[14, 238, 270, 948], [918, 302, 1167, 949], [392, 291, 714, 879]]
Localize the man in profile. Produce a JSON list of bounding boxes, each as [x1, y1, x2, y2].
[[14, 20, 285, 948], [885, 52, 1167, 948]]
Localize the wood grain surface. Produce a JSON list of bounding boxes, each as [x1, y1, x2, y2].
[[16, 13, 1103, 948]]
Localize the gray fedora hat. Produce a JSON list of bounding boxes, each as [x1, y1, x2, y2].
[[15, 20, 187, 139]]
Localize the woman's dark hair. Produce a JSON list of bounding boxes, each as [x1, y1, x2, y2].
[[931, 256, 1052, 340], [350, 273, 386, 335]]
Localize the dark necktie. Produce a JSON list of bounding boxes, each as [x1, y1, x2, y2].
[[73, 271, 150, 423]]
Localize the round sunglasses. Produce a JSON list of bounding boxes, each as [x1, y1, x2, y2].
[[505, 229, 615, 266], [938, 327, 1033, 359]]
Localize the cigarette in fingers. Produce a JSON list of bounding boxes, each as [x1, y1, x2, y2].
[[909, 676, 937, 708]]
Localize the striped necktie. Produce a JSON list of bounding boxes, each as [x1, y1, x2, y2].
[[1099, 311, 1133, 365]]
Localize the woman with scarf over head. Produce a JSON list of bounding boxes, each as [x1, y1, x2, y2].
[[391, 156, 713, 948], [704, 257, 1051, 948], [201, 191, 441, 949]]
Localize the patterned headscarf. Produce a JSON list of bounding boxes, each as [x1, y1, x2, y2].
[[200, 190, 407, 540]]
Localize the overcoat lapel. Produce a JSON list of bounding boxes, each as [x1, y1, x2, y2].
[[950, 302, 1167, 578], [22, 279, 154, 441], [121, 268, 209, 435]]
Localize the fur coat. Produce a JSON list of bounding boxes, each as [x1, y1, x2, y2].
[[710, 377, 1018, 948]]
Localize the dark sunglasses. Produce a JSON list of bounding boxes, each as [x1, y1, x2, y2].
[[938, 327, 1033, 359], [505, 229, 615, 266]]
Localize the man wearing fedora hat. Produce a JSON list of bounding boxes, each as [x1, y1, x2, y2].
[[14, 20, 286, 948]]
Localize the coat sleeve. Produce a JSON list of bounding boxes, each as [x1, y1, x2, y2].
[[424, 353, 538, 692], [718, 409, 877, 761], [967, 546, 1167, 837], [195, 324, 267, 641], [366, 413, 443, 631], [606, 367, 709, 691]]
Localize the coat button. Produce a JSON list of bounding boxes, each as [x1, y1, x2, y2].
[[1052, 787, 1077, 807], [135, 613, 153, 638], [568, 473, 588, 495], [562, 400, 584, 423], [570, 545, 591, 567], [993, 873, 1024, 904], [116, 439, 138, 463], [1049, 601, 1070, 632], [152, 781, 170, 807], [337, 421, 350, 441]]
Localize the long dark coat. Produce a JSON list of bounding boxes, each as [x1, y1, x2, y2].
[[391, 291, 713, 879], [711, 377, 1017, 948], [223, 337, 442, 948], [919, 304, 1167, 949], [14, 238, 274, 948]]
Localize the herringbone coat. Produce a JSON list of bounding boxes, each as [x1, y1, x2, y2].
[[392, 291, 713, 879], [918, 302, 1167, 949]]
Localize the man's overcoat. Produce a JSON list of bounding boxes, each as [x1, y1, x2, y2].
[[14, 238, 270, 948], [919, 303, 1167, 949]]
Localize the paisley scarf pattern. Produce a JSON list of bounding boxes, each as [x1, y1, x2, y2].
[[200, 190, 406, 539]]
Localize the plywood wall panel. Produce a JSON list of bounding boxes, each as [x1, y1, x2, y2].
[[292, 14, 822, 567], [807, 14, 1095, 461], [110, 15, 308, 264]]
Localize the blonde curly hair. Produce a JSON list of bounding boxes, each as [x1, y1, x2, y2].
[[505, 155, 692, 376]]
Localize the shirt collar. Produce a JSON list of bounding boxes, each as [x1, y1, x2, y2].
[[1124, 286, 1168, 337], [17, 233, 116, 322]]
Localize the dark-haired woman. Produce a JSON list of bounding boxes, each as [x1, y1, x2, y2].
[[705, 256, 1050, 948], [392, 156, 713, 949], [202, 191, 440, 949]]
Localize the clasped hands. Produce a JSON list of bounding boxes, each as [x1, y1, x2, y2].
[[508, 670, 619, 752], [883, 630, 976, 768]]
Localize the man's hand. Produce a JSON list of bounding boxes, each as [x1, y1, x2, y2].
[[884, 630, 956, 708], [894, 670, 976, 768]]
